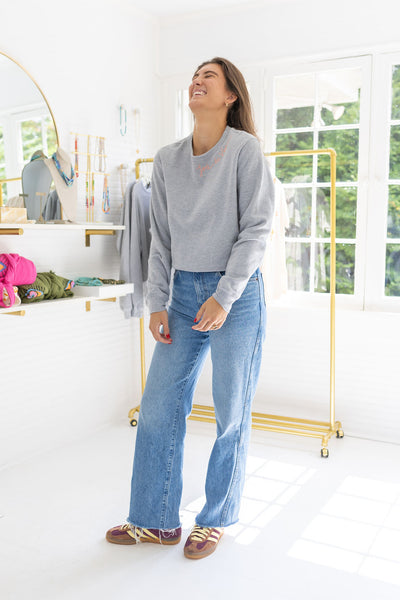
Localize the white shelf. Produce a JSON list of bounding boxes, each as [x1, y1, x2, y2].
[[72, 283, 133, 298], [0, 223, 124, 231], [0, 284, 133, 316]]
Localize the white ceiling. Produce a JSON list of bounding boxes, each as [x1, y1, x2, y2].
[[129, 0, 279, 18]]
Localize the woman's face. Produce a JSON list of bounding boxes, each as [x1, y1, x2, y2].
[[188, 62, 236, 114]]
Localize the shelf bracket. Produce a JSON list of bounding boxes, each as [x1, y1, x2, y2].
[[85, 297, 117, 312], [0, 228, 24, 236], [85, 229, 116, 247]]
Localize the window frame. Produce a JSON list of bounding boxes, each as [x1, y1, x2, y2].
[[364, 51, 400, 312], [264, 55, 372, 310]]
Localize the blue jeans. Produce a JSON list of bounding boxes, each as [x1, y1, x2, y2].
[[128, 269, 266, 529]]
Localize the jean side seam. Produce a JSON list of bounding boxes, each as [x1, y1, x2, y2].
[[220, 295, 263, 527], [159, 335, 209, 529]]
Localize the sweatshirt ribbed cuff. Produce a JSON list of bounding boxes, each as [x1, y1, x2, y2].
[[147, 300, 168, 313], [212, 291, 232, 314]]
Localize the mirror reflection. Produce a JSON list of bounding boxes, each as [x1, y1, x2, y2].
[[0, 52, 58, 222]]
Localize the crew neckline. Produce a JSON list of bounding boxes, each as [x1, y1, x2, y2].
[[190, 125, 231, 159]]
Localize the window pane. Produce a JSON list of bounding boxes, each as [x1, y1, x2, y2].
[[317, 129, 359, 183], [275, 132, 313, 183], [277, 107, 314, 129], [316, 186, 357, 238], [387, 185, 400, 238], [314, 242, 330, 293], [285, 187, 312, 237], [385, 244, 400, 296], [320, 93, 360, 126], [389, 125, 400, 179], [318, 69, 361, 126], [286, 242, 310, 291], [391, 65, 400, 120], [275, 73, 315, 129], [21, 119, 43, 162], [314, 243, 355, 294]]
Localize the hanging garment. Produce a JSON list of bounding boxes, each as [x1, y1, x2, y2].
[[260, 177, 289, 301], [42, 189, 62, 221], [116, 179, 152, 318]]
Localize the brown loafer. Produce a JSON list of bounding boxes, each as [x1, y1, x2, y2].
[[184, 525, 224, 559], [106, 524, 182, 545]]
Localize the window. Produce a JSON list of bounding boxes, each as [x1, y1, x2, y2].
[[385, 64, 400, 297], [0, 108, 57, 203], [17, 111, 57, 169], [270, 62, 367, 299]]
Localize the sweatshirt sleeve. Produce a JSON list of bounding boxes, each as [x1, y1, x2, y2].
[[212, 137, 275, 313], [146, 151, 172, 313]]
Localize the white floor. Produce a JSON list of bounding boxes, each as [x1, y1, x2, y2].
[[1, 421, 400, 600]]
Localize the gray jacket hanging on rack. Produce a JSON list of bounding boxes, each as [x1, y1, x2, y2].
[[116, 179, 152, 318]]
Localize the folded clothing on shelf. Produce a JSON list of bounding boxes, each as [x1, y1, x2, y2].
[[98, 278, 125, 285], [75, 277, 125, 286], [0, 253, 37, 308], [18, 272, 75, 303], [1, 285, 22, 307]]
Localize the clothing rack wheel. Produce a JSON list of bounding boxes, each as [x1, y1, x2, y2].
[[128, 405, 140, 427], [128, 151, 344, 457]]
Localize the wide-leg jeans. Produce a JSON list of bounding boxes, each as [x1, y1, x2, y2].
[[128, 269, 266, 529]]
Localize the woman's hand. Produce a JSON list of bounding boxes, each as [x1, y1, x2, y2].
[[192, 297, 228, 332], [149, 310, 172, 344]]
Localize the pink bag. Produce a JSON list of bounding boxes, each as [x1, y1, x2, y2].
[[0, 253, 37, 308]]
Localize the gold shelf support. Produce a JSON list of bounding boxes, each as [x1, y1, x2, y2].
[[128, 150, 343, 457], [85, 229, 116, 247], [85, 297, 117, 311], [0, 227, 24, 236]]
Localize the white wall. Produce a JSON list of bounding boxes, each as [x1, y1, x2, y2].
[[159, 0, 400, 447], [159, 0, 400, 76], [0, 0, 160, 468]]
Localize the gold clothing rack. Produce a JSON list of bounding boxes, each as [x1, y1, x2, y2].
[[128, 150, 343, 456]]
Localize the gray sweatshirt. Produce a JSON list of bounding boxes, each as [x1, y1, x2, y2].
[[147, 125, 275, 314]]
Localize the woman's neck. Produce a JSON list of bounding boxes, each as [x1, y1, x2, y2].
[[192, 116, 227, 156]]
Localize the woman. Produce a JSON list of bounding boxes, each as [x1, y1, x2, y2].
[[106, 57, 274, 560]]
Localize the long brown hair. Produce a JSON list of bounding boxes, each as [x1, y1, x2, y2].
[[194, 57, 257, 137]]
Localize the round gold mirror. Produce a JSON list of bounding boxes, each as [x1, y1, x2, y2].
[[0, 50, 59, 209]]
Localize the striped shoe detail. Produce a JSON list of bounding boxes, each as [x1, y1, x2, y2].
[[131, 527, 162, 543], [184, 525, 224, 559], [106, 523, 181, 545]]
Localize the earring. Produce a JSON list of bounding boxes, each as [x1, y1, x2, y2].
[[226, 102, 229, 107]]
